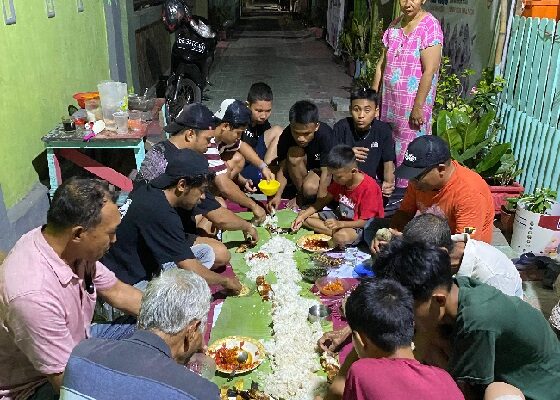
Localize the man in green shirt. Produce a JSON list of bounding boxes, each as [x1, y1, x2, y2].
[[375, 239, 560, 400]]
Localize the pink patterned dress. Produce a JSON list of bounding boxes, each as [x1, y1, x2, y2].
[[380, 13, 443, 187]]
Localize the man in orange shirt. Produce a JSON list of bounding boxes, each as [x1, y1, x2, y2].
[[367, 135, 494, 252]]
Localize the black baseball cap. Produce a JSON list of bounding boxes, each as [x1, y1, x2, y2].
[[164, 103, 221, 135], [215, 99, 252, 126], [395, 135, 452, 180], [150, 148, 210, 189]]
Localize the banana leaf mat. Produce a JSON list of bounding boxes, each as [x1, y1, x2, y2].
[[208, 209, 331, 388]]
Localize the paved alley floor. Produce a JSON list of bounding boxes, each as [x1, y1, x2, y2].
[[203, 14, 353, 128]]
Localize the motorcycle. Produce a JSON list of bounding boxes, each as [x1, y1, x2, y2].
[[162, 0, 218, 121]]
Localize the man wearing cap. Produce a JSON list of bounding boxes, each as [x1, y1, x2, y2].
[[103, 149, 243, 293], [160, 102, 269, 225], [136, 103, 260, 265], [366, 135, 494, 252], [212, 99, 275, 192]]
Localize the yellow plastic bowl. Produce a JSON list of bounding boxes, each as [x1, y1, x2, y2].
[[258, 179, 280, 196]]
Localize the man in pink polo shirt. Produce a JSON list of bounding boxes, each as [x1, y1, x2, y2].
[[0, 178, 142, 399]]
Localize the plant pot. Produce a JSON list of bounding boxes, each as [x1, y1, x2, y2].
[[500, 205, 515, 239], [511, 201, 560, 256], [488, 182, 524, 215], [522, 0, 560, 20], [346, 59, 356, 77]]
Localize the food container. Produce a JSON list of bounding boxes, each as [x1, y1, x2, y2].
[[315, 277, 351, 297], [258, 179, 280, 196], [98, 81, 127, 131], [308, 304, 331, 322], [128, 93, 156, 112], [85, 99, 102, 122], [128, 110, 143, 131], [73, 92, 99, 108]]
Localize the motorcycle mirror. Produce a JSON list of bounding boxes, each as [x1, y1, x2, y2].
[[222, 20, 233, 29]]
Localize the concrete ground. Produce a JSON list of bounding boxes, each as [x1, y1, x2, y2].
[[203, 11, 352, 128]]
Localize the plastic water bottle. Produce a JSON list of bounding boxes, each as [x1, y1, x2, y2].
[[344, 247, 358, 267]]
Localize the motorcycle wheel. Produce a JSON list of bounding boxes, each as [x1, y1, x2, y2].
[[166, 77, 202, 122]]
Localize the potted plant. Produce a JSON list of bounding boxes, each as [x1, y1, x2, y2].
[[500, 196, 519, 238], [434, 108, 524, 214], [434, 64, 521, 214], [511, 188, 560, 255], [338, 13, 383, 83]]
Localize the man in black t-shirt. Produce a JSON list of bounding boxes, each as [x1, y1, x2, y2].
[[267, 100, 334, 210], [102, 149, 242, 293], [133, 103, 259, 267], [334, 87, 395, 196]]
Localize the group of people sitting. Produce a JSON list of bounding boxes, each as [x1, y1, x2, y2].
[[0, 79, 559, 400]]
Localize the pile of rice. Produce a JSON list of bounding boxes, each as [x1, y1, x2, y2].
[[246, 237, 327, 399]]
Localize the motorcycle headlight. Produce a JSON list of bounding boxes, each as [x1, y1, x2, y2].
[[189, 19, 216, 39]]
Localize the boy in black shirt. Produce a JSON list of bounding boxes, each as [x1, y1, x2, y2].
[[241, 82, 283, 184], [334, 87, 396, 200], [268, 100, 334, 210]]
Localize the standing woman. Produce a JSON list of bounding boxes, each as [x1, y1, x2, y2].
[[373, 0, 443, 188]]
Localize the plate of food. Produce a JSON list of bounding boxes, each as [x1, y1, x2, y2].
[[296, 234, 334, 253], [207, 336, 266, 375], [315, 277, 352, 297]]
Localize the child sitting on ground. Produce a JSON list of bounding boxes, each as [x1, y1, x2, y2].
[[268, 100, 334, 210], [342, 279, 464, 400], [209, 99, 275, 190], [291, 145, 383, 247], [334, 87, 396, 204]]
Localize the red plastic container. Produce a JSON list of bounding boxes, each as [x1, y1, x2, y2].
[[522, 0, 560, 20]]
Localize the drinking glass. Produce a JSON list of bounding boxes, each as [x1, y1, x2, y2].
[[113, 111, 129, 134]]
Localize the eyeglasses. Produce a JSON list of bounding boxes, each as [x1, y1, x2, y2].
[[411, 166, 436, 182]]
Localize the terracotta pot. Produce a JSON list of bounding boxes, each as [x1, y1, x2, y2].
[[488, 182, 524, 215], [500, 204, 515, 238]]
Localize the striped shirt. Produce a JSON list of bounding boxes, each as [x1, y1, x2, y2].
[[204, 138, 240, 175]]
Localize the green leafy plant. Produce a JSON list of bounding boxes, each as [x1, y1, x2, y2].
[[435, 109, 522, 184], [433, 57, 474, 116], [433, 59, 505, 121], [516, 188, 558, 214], [338, 13, 383, 87], [469, 68, 506, 119]]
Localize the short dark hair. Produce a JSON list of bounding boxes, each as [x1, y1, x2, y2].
[[247, 82, 273, 103], [163, 173, 215, 190], [345, 279, 415, 353], [170, 128, 202, 137], [289, 100, 319, 124], [374, 239, 453, 301], [326, 145, 356, 169], [350, 87, 379, 104], [47, 178, 116, 231], [402, 214, 454, 252], [222, 122, 248, 130]]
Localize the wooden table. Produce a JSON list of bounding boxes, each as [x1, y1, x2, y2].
[[42, 100, 163, 204]]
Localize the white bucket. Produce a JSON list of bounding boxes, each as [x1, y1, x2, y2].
[[511, 201, 560, 258]]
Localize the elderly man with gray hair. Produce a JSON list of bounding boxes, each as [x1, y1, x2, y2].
[[60, 269, 219, 400]]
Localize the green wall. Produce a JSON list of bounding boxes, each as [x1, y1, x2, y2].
[[0, 1, 111, 208]]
